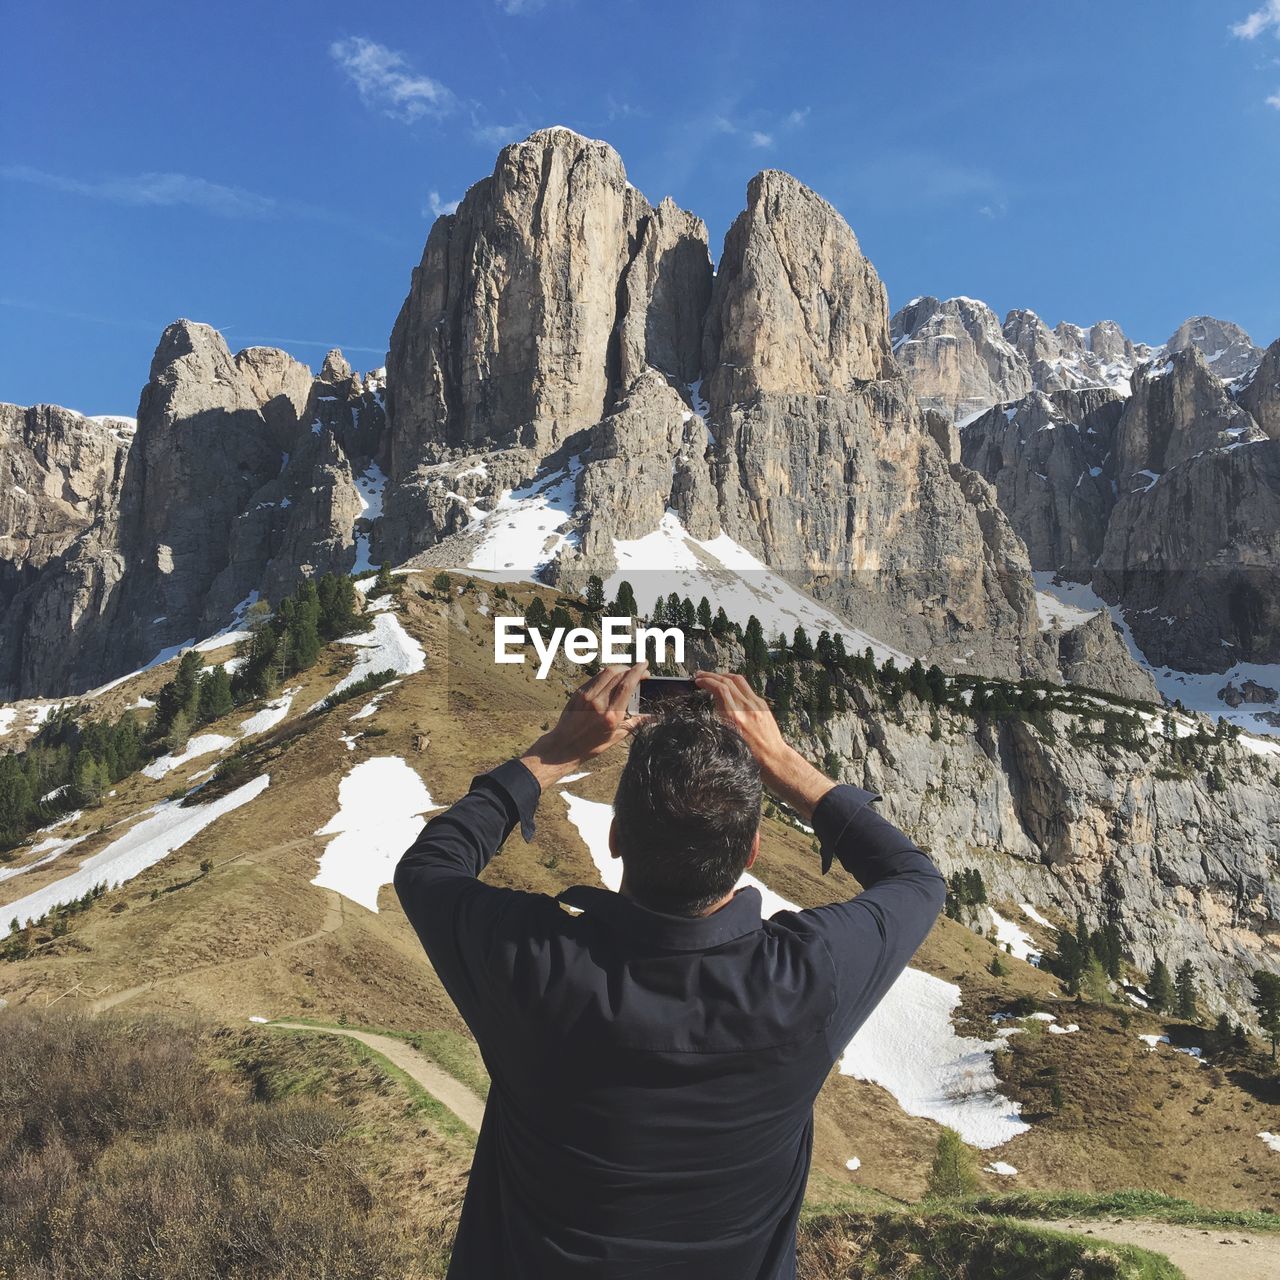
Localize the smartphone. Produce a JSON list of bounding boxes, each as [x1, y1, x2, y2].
[[627, 675, 696, 716]]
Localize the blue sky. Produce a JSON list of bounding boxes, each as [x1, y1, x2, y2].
[[3, 0, 1279, 415]]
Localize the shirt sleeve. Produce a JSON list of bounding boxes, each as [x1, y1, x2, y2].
[[794, 784, 947, 1056], [393, 758, 545, 1031]]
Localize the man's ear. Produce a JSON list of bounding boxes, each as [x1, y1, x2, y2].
[[745, 827, 760, 870], [609, 816, 621, 860]]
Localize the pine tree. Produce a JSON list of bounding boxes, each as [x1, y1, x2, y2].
[[925, 1128, 979, 1199], [711, 606, 732, 640], [585, 575, 606, 615], [525, 596, 550, 630], [652, 595, 667, 625], [1174, 960, 1198, 1020], [791, 625, 814, 660], [1251, 969, 1280, 1059], [679, 597, 697, 631], [165, 709, 192, 756], [696, 597, 713, 631], [373, 561, 393, 597], [1213, 1012, 1232, 1053], [1147, 958, 1173, 1014], [549, 605, 573, 632], [196, 668, 235, 724], [990, 953, 1006, 978], [432, 571, 452, 594], [611, 580, 638, 617]]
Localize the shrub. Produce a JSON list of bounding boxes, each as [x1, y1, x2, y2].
[[926, 1126, 981, 1199]]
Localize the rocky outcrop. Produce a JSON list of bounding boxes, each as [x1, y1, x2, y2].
[[1111, 346, 1263, 482], [790, 690, 1280, 1018], [617, 198, 712, 391], [380, 127, 712, 564], [0, 403, 130, 596], [1094, 437, 1280, 670], [702, 170, 894, 410], [1165, 315, 1264, 383], [890, 296, 1031, 422], [1236, 336, 1280, 440], [959, 388, 1124, 575], [1053, 610, 1159, 702], [0, 324, 389, 699]]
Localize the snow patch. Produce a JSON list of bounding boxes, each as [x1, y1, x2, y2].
[[312, 757, 440, 912], [0, 775, 270, 927]]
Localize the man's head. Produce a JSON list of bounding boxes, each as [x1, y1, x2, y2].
[[610, 696, 761, 917]]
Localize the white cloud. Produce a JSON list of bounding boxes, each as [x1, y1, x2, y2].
[[427, 190, 461, 217], [472, 120, 528, 147], [0, 165, 278, 217], [329, 37, 454, 122], [785, 107, 811, 127], [1268, 89, 1280, 107], [749, 130, 774, 148], [1233, 1, 1280, 37], [496, 0, 546, 11]]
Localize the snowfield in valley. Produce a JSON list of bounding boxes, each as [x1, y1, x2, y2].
[[559, 789, 1028, 1150], [312, 757, 440, 912]]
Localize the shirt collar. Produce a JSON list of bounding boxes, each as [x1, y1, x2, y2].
[[557, 883, 764, 950]]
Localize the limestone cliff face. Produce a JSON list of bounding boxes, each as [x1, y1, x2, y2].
[[793, 692, 1280, 1017], [1165, 315, 1264, 383], [380, 127, 711, 564], [1112, 346, 1262, 481], [693, 172, 1048, 677], [1237, 336, 1280, 441], [958, 341, 1279, 674], [379, 142, 1055, 678], [959, 388, 1125, 576], [0, 324, 387, 699], [702, 170, 894, 409], [890, 296, 1032, 422], [1095, 439, 1280, 670], [0, 403, 130, 598], [892, 299, 1160, 425]]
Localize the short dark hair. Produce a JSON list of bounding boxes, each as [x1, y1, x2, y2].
[[613, 696, 762, 916]]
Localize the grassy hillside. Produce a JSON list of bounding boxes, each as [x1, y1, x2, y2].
[[2, 570, 1279, 1276]]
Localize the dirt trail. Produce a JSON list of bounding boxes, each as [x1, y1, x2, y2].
[[1028, 1217, 1280, 1280], [270, 1022, 486, 1132]]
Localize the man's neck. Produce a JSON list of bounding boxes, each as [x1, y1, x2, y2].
[[618, 879, 737, 918]]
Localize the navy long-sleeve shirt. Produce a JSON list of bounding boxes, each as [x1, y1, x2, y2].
[[394, 759, 945, 1280]]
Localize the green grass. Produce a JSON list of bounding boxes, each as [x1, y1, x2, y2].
[[263, 1022, 477, 1149], [263, 1016, 490, 1098], [798, 1207, 1185, 1280], [963, 1188, 1280, 1233]]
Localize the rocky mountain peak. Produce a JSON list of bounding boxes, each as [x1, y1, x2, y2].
[[890, 295, 1030, 422], [702, 169, 894, 412], [1165, 315, 1263, 382], [320, 348, 354, 384]]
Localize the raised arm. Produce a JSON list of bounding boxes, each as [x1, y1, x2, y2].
[[693, 671, 946, 1052], [394, 663, 648, 1020]]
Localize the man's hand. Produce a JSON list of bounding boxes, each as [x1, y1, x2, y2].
[[693, 671, 836, 821], [519, 662, 648, 790]]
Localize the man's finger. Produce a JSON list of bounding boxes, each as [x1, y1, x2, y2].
[[584, 667, 625, 707], [606, 661, 649, 716]]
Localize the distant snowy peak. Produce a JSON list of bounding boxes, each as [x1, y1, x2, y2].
[[1164, 315, 1264, 383], [892, 296, 1263, 424]]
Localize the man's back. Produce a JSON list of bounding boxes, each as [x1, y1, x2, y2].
[[396, 756, 945, 1279]]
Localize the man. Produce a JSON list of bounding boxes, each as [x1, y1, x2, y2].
[[395, 662, 946, 1279]]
